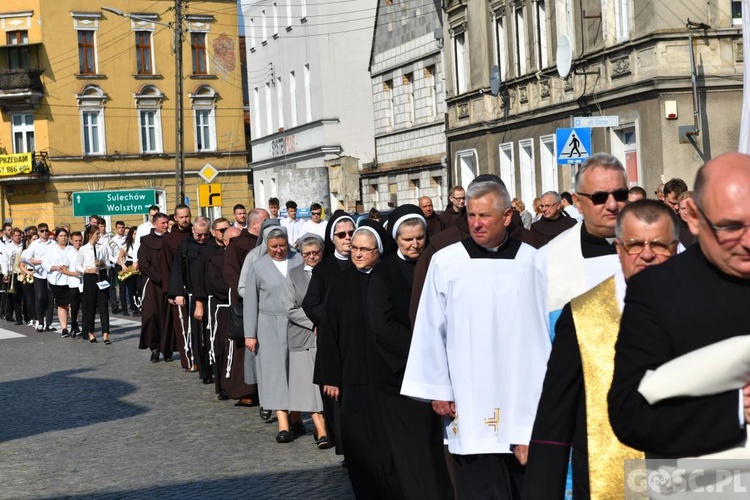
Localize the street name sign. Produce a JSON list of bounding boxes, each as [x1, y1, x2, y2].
[[572, 116, 619, 128], [72, 189, 156, 217], [556, 128, 592, 164]]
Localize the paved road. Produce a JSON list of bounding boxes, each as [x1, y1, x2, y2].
[[0, 315, 354, 499]]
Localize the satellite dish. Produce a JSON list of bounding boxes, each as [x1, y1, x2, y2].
[[556, 35, 572, 79], [490, 65, 501, 96]]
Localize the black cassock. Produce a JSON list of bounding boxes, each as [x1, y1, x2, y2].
[[302, 254, 352, 454], [609, 244, 750, 457], [369, 254, 453, 500], [314, 267, 403, 500], [137, 230, 171, 355]]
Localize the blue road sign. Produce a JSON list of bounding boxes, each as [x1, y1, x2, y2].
[[556, 128, 591, 164]]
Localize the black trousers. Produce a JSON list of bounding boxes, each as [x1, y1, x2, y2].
[[33, 278, 53, 326], [69, 287, 81, 332], [120, 274, 138, 312], [21, 280, 34, 323], [108, 268, 119, 310], [452, 453, 524, 500], [6, 278, 23, 322], [82, 273, 110, 335]]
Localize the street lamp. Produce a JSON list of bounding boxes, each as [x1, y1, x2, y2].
[[102, 4, 185, 205]]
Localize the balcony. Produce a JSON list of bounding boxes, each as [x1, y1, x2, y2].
[[0, 68, 44, 112]]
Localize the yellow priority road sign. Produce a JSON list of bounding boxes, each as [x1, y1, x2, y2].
[[198, 183, 222, 207]]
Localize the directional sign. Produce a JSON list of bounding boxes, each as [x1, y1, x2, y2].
[[556, 127, 591, 164], [573, 116, 619, 128], [198, 183, 222, 207], [72, 189, 156, 217]]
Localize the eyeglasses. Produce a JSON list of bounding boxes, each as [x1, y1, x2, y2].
[[39, 229, 49, 233], [451, 196, 466, 201], [334, 230, 355, 239], [351, 245, 378, 254], [194, 233, 210, 239], [539, 203, 560, 209], [617, 238, 677, 256], [576, 188, 629, 205], [301, 250, 322, 258], [695, 203, 750, 245], [217, 227, 229, 233], [311, 211, 322, 216]]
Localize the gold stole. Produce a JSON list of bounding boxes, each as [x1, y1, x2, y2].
[[571, 276, 644, 499]]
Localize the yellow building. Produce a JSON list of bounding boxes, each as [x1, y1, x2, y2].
[[0, 1, 250, 229]]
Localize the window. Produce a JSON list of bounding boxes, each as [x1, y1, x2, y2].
[[78, 30, 96, 74], [135, 31, 153, 75], [289, 71, 298, 127], [456, 149, 478, 185], [539, 135, 557, 193], [453, 31, 468, 94], [403, 73, 414, 125], [265, 82, 273, 134], [134, 85, 164, 153], [82, 110, 104, 155], [494, 14, 507, 81], [276, 77, 284, 129], [12, 114, 34, 153], [499, 143, 516, 197], [287, 2, 292, 27], [253, 87, 261, 137], [614, 0, 631, 41], [190, 85, 218, 152], [272, 2, 279, 36], [556, 0, 575, 54], [7, 31, 29, 69], [139, 110, 161, 153], [191, 33, 207, 74], [383, 80, 395, 128], [425, 66, 437, 118], [535, 0, 549, 69], [732, 0, 742, 26], [519, 139, 536, 211], [76, 85, 107, 155], [301, 0, 307, 19], [249, 18, 256, 50], [303, 64, 312, 122], [515, 6, 527, 76], [261, 10, 268, 42]]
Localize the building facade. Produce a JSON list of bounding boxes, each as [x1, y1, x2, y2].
[[241, 0, 376, 214], [443, 0, 744, 209], [0, 0, 249, 228], [363, 0, 449, 212]]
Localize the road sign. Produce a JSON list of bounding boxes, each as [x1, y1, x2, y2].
[[72, 189, 156, 217], [198, 163, 218, 183], [556, 128, 591, 164], [572, 116, 619, 128], [198, 183, 222, 207]]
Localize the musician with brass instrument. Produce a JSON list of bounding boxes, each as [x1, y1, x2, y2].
[[26, 223, 56, 332], [2, 228, 24, 324], [117, 227, 140, 317]]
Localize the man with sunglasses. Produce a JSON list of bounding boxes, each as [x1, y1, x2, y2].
[[609, 152, 750, 460], [300, 203, 327, 240], [520, 153, 628, 346], [531, 191, 578, 244], [525, 200, 679, 499], [27, 222, 56, 331]]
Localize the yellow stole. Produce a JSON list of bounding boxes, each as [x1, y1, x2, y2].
[[571, 276, 644, 499]]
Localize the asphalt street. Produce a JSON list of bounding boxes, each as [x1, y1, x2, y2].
[[0, 314, 354, 499]]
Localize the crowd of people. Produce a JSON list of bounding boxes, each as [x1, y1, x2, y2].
[[8, 151, 750, 499]]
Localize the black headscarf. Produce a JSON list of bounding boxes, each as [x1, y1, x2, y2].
[[323, 210, 356, 257], [356, 218, 394, 258]]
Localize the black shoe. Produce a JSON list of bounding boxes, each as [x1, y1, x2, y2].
[[60, 329, 70, 338], [122, 310, 130, 317], [217, 392, 229, 401], [44, 326, 56, 332], [163, 353, 173, 362], [276, 430, 293, 443], [291, 422, 307, 436], [150, 350, 160, 363], [89, 335, 98, 343], [14, 320, 23, 325], [259, 408, 272, 421], [202, 376, 214, 385], [316, 436, 331, 450]]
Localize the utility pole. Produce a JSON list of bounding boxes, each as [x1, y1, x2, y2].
[[174, 0, 185, 205]]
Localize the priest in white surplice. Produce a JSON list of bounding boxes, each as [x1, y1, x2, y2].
[[402, 178, 551, 499]]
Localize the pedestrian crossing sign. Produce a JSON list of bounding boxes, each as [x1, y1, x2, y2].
[[556, 127, 591, 164]]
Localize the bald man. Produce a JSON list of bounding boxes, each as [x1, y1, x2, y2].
[[610, 153, 750, 458], [419, 196, 443, 237]]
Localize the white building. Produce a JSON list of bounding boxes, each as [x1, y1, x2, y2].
[[241, 0, 377, 213], [363, 0, 448, 212]]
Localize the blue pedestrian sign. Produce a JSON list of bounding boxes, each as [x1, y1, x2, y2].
[[556, 128, 591, 164]]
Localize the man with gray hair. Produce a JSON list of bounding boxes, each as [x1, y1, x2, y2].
[[403, 179, 550, 499], [531, 191, 578, 244]]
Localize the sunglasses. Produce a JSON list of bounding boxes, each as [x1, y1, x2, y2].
[[218, 227, 229, 233], [334, 230, 355, 239], [576, 188, 629, 205], [39, 229, 49, 233], [311, 211, 322, 216]]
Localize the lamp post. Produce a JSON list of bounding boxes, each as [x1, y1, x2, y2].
[[102, 4, 185, 205]]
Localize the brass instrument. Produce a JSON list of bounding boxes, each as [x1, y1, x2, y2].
[[7, 251, 16, 294], [23, 264, 34, 284], [118, 267, 141, 281]]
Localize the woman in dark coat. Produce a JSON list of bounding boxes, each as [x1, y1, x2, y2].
[[314, 221, 402, 499], [369, 205, 454, 500]]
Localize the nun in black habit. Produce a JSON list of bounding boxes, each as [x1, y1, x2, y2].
[[368, 205, 454, 500], [314, 220, 403, 500]]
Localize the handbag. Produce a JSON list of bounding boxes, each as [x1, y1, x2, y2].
[[227, 303, 245, 341]]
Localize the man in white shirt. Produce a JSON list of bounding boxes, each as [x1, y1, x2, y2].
[[299, 203, 327, 240], [27, 222, 56, 331], [2, 227, 23, 324], [233, 204, 248, 229], [280, 200, 305, 247]]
